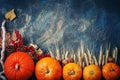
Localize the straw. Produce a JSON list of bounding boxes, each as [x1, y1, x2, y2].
[[102, 55, 105, 66], [84, 53, 89, 66], [93, 55, 98, 65], [77, 48, 81, 65], [65, 50, 69, 60], [87, 49, 92, 64], [115, 47, 118, 63], [48, 48, 54, 58], [99, 46, 103, 67], [105, 44, 110, 63], [73, 54, 77, 63]]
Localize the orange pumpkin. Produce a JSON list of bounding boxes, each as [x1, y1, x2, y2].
[[63, 63, 82, 80], [35, 57, 62, 80], [83, 64, 101, 80], [4, 51, 35, 80], [102, 63, 120, 80]]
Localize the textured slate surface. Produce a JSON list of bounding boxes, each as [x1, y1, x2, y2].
[[0, 0, 120, 79]]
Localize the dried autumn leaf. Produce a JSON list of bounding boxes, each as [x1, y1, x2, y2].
[[0, 31, 12, 48], [5, 9, 16, 21], [5, 32, 11, 46], [36, 48, 43, 55], [9, 31, 18, 46], [11, 31, 17, 41]]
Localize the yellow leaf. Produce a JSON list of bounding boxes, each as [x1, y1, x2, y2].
[[5, 9, 16, 21]]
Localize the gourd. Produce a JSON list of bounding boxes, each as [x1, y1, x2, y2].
[[4, 51, 35, 80]]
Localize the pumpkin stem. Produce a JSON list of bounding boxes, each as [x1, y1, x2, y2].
[[45, 69, 50, 74], [15, 64, 20, 71], [68, 70, 75, 75], [110, 68, 114, 72], [89, 71, 94, 75]]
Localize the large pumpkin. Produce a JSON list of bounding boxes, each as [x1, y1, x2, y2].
[[35, 57, 62, 80], [63, 63, 82, 80], [102, 63, 120, 80], [4, 51, 35, 80], [83, 64, 101, 80]]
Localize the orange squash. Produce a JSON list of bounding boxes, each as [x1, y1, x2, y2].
[[102, 63, 120, 80], [83, 64, 101, 80], [35, 57, 62, 80], [4, 51, 35, 80], [63, 63, 82, 80]]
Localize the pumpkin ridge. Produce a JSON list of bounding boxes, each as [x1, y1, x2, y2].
[[6, 66, 16, 80], [18, 60, 34, 80], [4, 53, 17, 80], [18, 66, 31, 80], [21, 55, 35, 72], [21, 65, 34, 74]]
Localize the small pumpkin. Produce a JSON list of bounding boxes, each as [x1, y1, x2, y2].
[[83, 64, 101, 80], [63, 63, 82, 80], [35, 57, 62, 80], [4, 51, 35, 80], [102, 63, 120, 80]]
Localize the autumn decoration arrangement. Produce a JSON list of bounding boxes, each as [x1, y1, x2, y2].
[[0, 9, 120, 80]]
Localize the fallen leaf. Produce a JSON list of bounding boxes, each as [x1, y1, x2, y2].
[[5, 9, 16, 21]]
